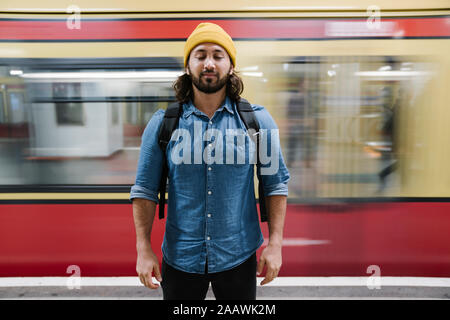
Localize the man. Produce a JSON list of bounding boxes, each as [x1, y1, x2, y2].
[[130, 22, 290, 300]]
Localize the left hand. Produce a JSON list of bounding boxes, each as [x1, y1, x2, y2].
[[256, 244, 282, 285]]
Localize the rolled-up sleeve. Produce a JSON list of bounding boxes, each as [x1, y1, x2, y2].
[[263, 182, 289, 197], [129, 109, 165, 203], [253, 105, 290, 197]]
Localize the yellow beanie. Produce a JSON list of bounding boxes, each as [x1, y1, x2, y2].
[[184, 22, 236, 67]]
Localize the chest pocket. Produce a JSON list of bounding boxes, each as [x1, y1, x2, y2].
[[224, 131, 254, 166]]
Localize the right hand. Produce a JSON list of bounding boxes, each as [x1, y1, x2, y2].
[[136, 247, 162, 289]]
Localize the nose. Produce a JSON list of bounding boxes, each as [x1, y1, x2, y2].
[[204, 56, 215, 71]]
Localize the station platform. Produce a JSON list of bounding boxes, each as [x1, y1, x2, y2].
[[1, 277, 449, 300]]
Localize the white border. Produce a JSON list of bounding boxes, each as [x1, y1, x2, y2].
[[0, 277, 449, 287]]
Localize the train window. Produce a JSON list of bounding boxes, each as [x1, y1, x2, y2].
[[275, 56, 435, 199], [55, 102, 84, 125], [0, 91, 4, 123], [0, 56, 439, 197], [0, 57, 181, 185], [7, 91, 26, 123], [53, 83, 84, 126]]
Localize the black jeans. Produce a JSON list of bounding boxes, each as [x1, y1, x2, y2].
[[161, 253, 257, 300]]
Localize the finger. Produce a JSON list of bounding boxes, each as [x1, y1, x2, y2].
[[260, 277, 268, 286], [269, 264, 280, 279], [154, 265, 163, 282], [139, 274, 147, 287], [145, 272, 159, 289], [256, 256, 265, 276], [260, 270, 271, 286], [260, 272, 274, 286], [260, 266, 277, 286]]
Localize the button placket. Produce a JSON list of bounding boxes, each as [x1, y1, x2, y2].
[[205, 118, 214, 263]]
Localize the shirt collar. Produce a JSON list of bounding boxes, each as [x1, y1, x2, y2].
[[183, 96, 235, 119], [218, 96, 235, 115]]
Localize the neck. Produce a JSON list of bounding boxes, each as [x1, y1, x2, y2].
[[192, 86, 227, 119]]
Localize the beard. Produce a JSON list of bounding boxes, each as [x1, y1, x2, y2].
[[190, 69, 229, 94]]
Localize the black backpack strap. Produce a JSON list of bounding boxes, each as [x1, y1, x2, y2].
[[157, 102, 183, 219], [237, 98, 268, 223]]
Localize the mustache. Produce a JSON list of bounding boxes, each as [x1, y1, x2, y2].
[[200, 71, 219, 77]]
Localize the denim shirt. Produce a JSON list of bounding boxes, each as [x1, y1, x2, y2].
[[130, 96, 290, 274]]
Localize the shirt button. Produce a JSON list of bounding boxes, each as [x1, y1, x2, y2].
[[208, 191, 212, 195], [207, 236, 211, 241], [208, 143, 213, 148], [209, 120, 213, 125], [208, 167, 212, 171], [207, 213, 211, 218]]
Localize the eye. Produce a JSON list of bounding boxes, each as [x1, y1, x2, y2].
[[195, 54, 206, 60]]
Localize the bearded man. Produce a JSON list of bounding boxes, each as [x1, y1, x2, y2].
[[130, 23, 289, 300]]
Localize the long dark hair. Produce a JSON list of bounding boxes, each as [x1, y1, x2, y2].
[[173, 71, 244, 104]]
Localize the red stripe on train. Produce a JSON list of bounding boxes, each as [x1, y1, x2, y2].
[[0, 17, 449, 41], [0, 202, 449, 277]]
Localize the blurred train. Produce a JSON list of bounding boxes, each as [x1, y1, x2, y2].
[[0, 0, 449, 278]]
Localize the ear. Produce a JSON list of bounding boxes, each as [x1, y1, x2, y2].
[[186, 65, 191, 75], [229, 65, 234, 75]]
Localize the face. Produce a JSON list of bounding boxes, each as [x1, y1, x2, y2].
[[187, 43, 233, 94]]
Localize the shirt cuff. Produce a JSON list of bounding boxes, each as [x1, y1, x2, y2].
[[129, 185, 159, 203], [264, 183, 288, 197]]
